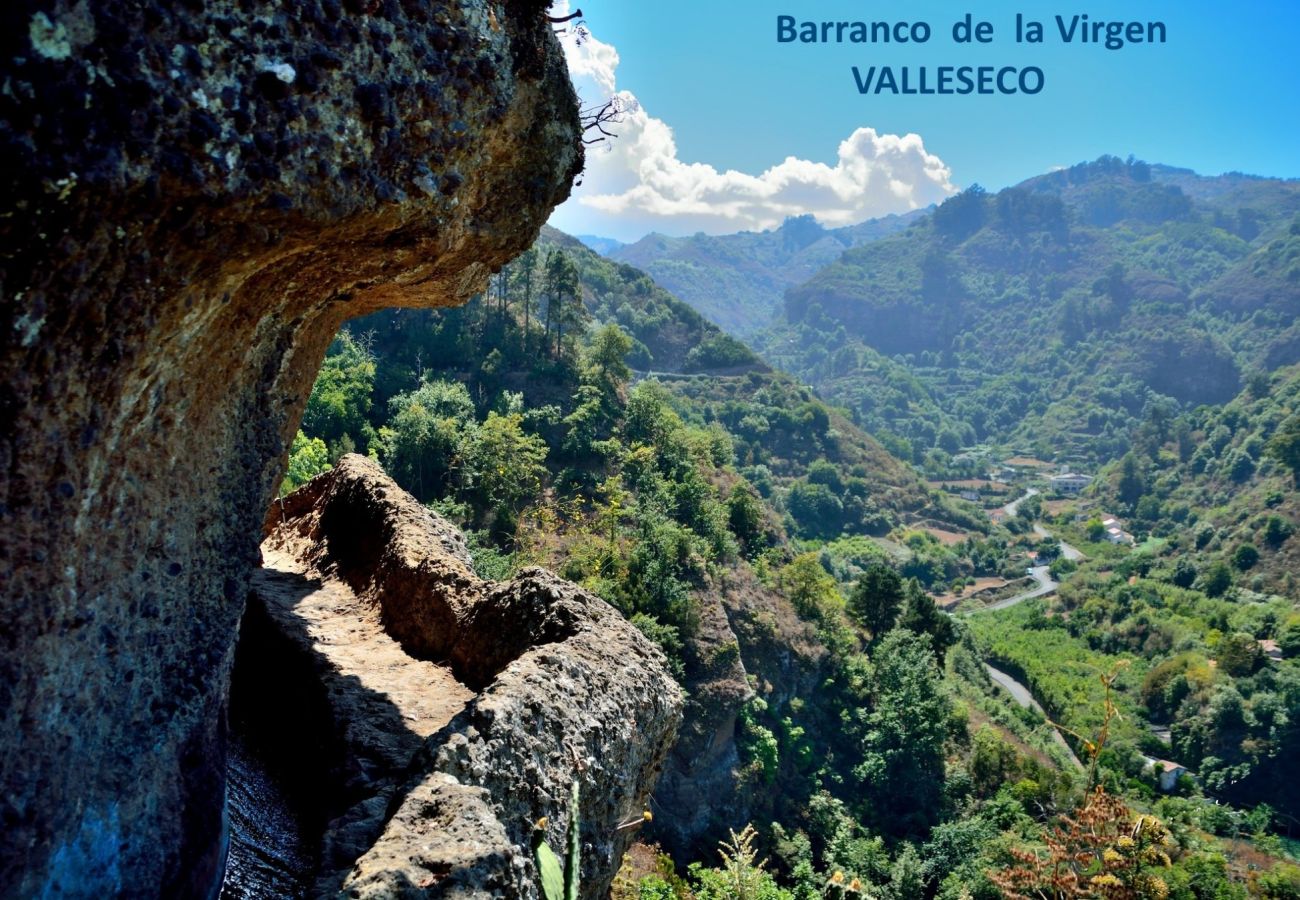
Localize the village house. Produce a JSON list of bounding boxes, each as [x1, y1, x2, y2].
[[1259, 639, 1284, 662], [1102, 516, 1135, 545], [1142, 756, 1190, 792], [1050, 472, 1093, 494]]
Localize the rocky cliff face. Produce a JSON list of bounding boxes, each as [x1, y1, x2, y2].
[[649, 567, 828, 860], [0, 1, 586, 895], [249, 456, 680, 897]]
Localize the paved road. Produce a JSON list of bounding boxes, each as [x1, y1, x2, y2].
[[981, 565, 1058, 611], [985, 663, 1035, 707], [984, 663, 1085, 770], [974, 490, 1088, 771], [1005, 489, 1085, 560], [1003, 488, 1039, 518], [1033, 523, 1085, 562], [965, 487, 1085, 613]]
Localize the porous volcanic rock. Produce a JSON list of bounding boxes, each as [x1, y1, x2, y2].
[[0, 1, 581, 895], [256, 455, 681, 898]]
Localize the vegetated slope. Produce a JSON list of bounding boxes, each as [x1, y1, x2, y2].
[[290, 228, 1300, 897], [540, 226, 767, 375], [964, 364, 1300, 824], [1090, 362, 1300, 598], [762, 157, 1300, 469], [289, 227, 991, 860], [336, 225, 937, 537], [609, 211, 928, 337]]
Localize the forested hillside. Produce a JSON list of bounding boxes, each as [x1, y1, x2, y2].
[[285, 213, 1300, 898], [961, 362, 1300, 843], [756, 158, 1300, 471], [610, 211, 926, 336], [1089, 362, 1300, 596]]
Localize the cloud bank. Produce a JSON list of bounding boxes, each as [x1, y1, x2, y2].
[[548, 4, 957, 241]]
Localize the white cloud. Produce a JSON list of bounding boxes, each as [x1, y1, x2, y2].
[[548, 5, 957, 241]]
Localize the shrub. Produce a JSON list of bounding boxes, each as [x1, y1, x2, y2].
[[1232, 543, 1259, 571]]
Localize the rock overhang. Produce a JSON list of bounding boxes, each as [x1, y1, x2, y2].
[[0, 1, 591, 894]]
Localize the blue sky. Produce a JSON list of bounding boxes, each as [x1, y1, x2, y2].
[[548, 0, 1300, 242]]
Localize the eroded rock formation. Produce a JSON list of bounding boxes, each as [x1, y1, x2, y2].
[[0, 1, 592, 894], [250, 455, 681, 897], [648, 567, 829, 860]]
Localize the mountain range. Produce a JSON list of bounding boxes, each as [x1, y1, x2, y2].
[[608, 209, 930, 336], [605, 157, 1300, 470]]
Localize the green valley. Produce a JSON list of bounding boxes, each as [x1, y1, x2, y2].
[[287, 158, 1300, 897]]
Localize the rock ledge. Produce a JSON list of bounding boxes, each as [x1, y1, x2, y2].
[[253, 455, 682, 898]]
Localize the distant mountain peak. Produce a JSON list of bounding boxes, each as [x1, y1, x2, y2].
[[608, 209, 929, 336], [574, 234, 627, 256]]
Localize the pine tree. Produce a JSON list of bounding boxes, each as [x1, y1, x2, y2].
[[847, 563, 904, 639], [898, 578, 956, 663], [544, 248, 580, 359], [517, 247, 538, 354]]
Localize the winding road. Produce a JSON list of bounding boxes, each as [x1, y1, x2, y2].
[[983, 663, 1086, 770], [963, 488, 1089, 771], [1002, 487, 1038, 518], [982, 564, 1058, 612], [969, 489, 1085, 613]]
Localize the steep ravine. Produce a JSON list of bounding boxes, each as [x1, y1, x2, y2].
[[0, 1, 687, 895]]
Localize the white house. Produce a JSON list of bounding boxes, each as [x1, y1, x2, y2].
[[1102, 517, 1135, 545], [1050, 473, 1093, 494], [1142, 756, 1189, 792]]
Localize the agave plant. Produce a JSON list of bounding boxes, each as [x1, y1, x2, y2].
[[533, 779, 581, 900]]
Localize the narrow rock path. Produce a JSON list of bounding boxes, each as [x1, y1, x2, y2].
[[256, 547, 475, 761], [223, 549, 475, 898]]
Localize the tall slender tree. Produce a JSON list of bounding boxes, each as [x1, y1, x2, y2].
[[544, 248, 580, 359], [516, 247, 537, 354]]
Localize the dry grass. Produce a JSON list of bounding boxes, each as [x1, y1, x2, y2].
[[923, 526, 972, 546], [1005, 456, 1054, 468], [934, 576, 1011, 607], [928, 478, 1012, 491]]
